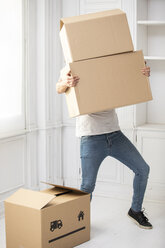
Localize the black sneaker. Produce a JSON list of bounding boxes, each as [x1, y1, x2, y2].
[[128, 208, 153, 229]]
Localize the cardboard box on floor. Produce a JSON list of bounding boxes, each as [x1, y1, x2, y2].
[[60, 9, 134, 63], [4, 182, 90, 248], [59, 9, 153, 118], [61, 50, 152, 117]]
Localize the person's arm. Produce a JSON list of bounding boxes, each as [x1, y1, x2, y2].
[[56, 68, 80, 94], [141, 61, 150, 77]]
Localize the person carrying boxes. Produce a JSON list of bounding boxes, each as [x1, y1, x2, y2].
[[57, 9, 153, 230]]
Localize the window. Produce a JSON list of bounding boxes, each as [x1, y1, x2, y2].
[[0, 0, 25, 134]]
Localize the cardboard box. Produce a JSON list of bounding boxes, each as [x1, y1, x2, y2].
[[63, 50, 152, 117], [60, 9, 134, 63], [5, 183, 90, 248]]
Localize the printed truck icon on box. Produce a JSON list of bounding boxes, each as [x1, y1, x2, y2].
[[50, 220, 63, 232]]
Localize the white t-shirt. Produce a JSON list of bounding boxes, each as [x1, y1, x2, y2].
[[76, 109, 120, 137]]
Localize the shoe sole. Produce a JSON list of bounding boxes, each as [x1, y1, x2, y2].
[[127, 214, 153, 229]]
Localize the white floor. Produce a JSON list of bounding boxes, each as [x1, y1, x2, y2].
[[1, 195, 165, 248]]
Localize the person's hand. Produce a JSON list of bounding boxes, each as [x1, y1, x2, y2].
[[141, 61, 150, 77], [56, 66, 80, 94], [60, 67, 80, 88], [64, 71, 80, 87]]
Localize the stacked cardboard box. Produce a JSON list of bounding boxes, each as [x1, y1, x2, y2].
[[60, 9, 152, 117], [5, 182, 90, 248]]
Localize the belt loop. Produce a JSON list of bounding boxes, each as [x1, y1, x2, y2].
[[106, 134, 112, 147]]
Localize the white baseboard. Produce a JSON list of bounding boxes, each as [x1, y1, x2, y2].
[[78, 179, 165, 204], [63, 178, 80, 189]]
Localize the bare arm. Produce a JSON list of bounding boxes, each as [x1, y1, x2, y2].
[[56, 78, 69, 94]]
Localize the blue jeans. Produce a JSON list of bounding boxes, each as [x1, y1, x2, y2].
[[80, 130, 150, 212]]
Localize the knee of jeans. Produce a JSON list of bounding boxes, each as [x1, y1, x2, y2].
[[81, 179, 95, 193], [138, 163, 150, 177]]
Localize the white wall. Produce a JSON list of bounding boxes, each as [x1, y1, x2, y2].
[[0, 0, 64, 216]]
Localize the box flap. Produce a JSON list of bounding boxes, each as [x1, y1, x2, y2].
[[60, 9, 124, 30], [41, 182, 89, 194], [5, 188, 55, 210], [41, 187, 72, 195]]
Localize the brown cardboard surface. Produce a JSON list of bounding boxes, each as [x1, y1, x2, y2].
[[65, 50, 153, 117], [5, 203, 42, 248], [5, 188, 55, 210], [41, 187, 72, 196], [43, 192, 88, 207], [41, 181, 89, 194], [60, 9, 134, 63], [5, 186, 90, 248], [41, 195, 90, 248]]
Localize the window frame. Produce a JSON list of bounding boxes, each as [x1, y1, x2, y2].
[[0, 0, 26, 136]]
